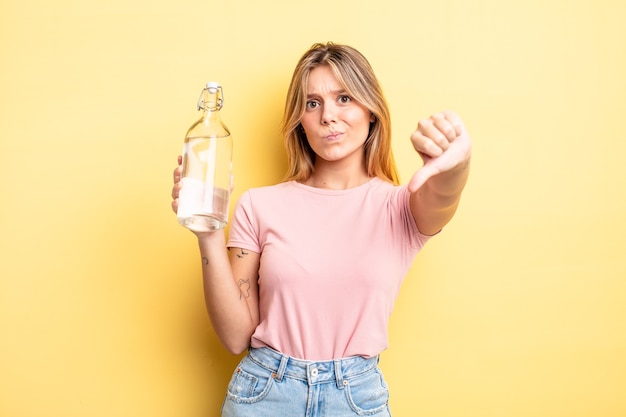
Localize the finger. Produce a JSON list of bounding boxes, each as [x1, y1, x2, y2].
[[173, 163, 182, 184], [172, 156, 183, 215], [432, 112, 458, 142], [171, 182, 181, 200], [417, 117, 450, 152], [411, 130, 443, 158], [443, 110, 464, 137]]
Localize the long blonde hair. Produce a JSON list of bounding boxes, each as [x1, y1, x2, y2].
[[281, 42, 399, 184]]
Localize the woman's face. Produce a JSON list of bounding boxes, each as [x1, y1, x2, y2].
[[300, 65, 373, 168]]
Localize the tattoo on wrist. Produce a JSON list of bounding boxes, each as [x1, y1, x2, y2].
[[202, 256, 209, 266], [236, 249, 249, 259], [238, 279, 251, 300]]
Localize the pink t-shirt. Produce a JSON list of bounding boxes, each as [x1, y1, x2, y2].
[[227, 178, 431, 360]]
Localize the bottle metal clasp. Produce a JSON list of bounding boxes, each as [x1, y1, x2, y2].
[[197, 85, 224, 111]]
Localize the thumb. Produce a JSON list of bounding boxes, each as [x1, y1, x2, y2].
[[408, 165, 437, 193]]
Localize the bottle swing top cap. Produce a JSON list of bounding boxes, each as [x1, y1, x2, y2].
[[206, 81, 220, 91]]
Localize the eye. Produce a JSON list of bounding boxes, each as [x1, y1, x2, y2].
[[306, 100, 320, 110], [338, 95, 352, 104]]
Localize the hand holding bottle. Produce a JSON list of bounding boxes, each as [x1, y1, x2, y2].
[[171, 155, 183, 215]]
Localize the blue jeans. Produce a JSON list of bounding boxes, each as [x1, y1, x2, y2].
[[221, 347, 392, 417]]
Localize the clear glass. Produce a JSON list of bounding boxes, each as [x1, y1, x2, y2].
[[177, 83, 233, 232]]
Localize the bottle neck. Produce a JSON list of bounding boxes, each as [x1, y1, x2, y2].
[[198, 86, 223, 113]]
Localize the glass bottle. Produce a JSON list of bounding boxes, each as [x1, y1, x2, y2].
[[177, 82, 233, 232]]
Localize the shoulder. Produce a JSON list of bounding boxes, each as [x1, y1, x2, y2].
[[234, 181, 298, 209], [248, 181, 296, 194], [241, 181, 296, 200], [367, 177, 410, 202]]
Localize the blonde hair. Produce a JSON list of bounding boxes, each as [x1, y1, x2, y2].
[[281, 42, 399, 184]]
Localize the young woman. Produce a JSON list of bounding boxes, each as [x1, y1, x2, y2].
[[171, 42, 471, 417]]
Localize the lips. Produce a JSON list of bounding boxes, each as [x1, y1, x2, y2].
[[326, 132, 343, 140]]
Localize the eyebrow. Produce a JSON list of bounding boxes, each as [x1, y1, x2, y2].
[[306, 89, 347, 99]]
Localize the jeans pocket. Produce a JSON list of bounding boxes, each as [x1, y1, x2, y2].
[[345, 368, 390, 415], [225, 356, 275, 403]]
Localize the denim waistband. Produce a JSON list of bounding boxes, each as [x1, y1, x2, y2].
[[247, 346, 379, 388]]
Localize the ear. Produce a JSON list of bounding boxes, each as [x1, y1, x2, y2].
[[370, 113, 376, 123]]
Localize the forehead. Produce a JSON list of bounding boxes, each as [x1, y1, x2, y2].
[[306, 65, 344, 94]]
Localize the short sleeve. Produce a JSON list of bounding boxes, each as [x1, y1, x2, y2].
[[390, 185, 435, 250], [227, 190, 261, 253]]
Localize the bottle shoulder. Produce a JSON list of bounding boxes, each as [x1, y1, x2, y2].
[[185, 117, 230, 138]]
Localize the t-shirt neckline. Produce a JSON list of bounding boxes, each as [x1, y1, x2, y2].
[[289, 177, 380, 195]]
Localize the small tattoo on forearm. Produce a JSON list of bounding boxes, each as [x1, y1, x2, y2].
[[238, 279, 250, 299], [202, 256, 209, 266], [236, 249, 249, 259]]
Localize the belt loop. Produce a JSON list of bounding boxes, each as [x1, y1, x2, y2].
[[274, 353, 289, 382], [334, 359, 344, 389]]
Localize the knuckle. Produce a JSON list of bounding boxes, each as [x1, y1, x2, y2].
[[417, 118, 432, 129], [442, 125, 456, 138]]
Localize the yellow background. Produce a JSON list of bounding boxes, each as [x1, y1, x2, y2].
[[1, 0, 625, 416]]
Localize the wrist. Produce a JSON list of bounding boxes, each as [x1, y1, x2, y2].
[[424, 158, 470, 198], [195, 228, 226, 244]]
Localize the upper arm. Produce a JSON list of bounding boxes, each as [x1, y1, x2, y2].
[[228, 247, 261, 327]]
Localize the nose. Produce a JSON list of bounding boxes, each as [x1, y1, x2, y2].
[[321, 102, 337, 125]]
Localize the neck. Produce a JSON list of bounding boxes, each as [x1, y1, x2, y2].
[[303, 161, 371, 190]]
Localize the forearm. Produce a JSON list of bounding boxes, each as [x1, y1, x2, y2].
[[196, 231, 257, 354], [411, 157, 470, 235]]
